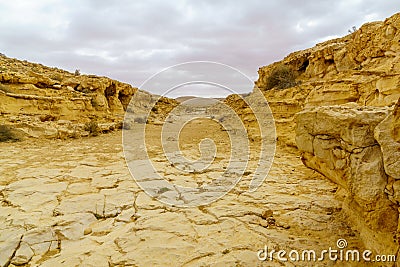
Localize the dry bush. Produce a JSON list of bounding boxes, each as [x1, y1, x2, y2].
[[134, 116, 147, 124], [39, 114, 57, 122], [0, 125, 21, 142], [265, 65, 298, 90], [91, 97, 101, 109], [51, 73, 63, 82], [84, 120, 100, 136]]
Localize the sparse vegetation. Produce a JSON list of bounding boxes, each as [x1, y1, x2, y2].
[[91, 97, 101, 109], [0, 125, 21, 142], [348, 26, 357, 34], [134, 116, 147, 124], [265, 64, 298, 90], [84, 119, 101, 136], [71, 127, 81, 139], [39, 114, 57, 122], [51, 73, 63, 82]]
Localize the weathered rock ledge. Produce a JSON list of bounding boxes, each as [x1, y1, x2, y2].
[[295, 102, 400, 257], [0, 55, 178, 139], [250, 12, 400, 148]]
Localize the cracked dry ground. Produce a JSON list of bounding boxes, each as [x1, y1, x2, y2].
[[0, 120, 365, 267]]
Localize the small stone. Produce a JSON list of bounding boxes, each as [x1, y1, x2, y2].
[[84, 228, 92, 235], [222, 249, 230, 254], [261, 209, 273, 220], [277, 222, 291, 229], [11, 242, 34, 265], [267, 217, 276, 226]]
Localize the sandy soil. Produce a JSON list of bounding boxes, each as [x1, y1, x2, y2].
[[0, 121, 364, 266]]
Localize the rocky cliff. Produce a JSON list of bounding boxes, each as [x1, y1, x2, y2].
[[0, 55, 177, 139], [245, 12, 400, 259], [252, 12, 400, 148]]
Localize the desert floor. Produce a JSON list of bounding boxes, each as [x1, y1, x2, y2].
[[1, 120, 364, 266]]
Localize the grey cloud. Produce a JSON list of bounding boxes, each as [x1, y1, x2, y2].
[[0, 0, 398, 97]]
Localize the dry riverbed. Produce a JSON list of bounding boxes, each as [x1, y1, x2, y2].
[[0, 122, 364, 266]]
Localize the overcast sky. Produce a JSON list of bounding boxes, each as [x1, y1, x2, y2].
[[0, 1, 398, 97]]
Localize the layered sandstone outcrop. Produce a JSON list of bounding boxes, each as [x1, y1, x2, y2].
[[295, 105, 399, 256], [0, 54, 178, 139], [251, 12, 400, 148], [246, 12, 400, 259], [392, 98, 400, 142], [0, 55, 137, 115]]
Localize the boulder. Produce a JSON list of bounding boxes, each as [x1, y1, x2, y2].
[[295, 105, 398, 256]]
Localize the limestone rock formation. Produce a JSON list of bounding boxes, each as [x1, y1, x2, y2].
[[249, 14, 400, 258], [251, 13, 400, 148], [0, 54, 178, 139], [257, 13, 400, 108], [393, 98, 400, 142], [0, 55, 137, 115], [295, 104, 399, 256]]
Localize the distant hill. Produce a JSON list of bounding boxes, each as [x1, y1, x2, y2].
[[175, 96, 220, 107]]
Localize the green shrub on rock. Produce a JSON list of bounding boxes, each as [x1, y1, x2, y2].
[[265, 65, 298, 90]]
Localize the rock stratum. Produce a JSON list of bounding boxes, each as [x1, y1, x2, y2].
[[0, 55, 177, 139], [247, 12, 400, 262], [295, 105, 399, 257], [253, 12, 400, 148]]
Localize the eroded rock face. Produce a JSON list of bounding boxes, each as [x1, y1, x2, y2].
[[374, 100, 400, 222], [0, 55, 178, 139], [0, 55, 138, 116], [393, 98, 400, 142], [257, 13, 400, 108], [295, 105, 399, 256], [375, 109, 400, 180], [249, 13, 400, 149], [254, 12, 400, 262]]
